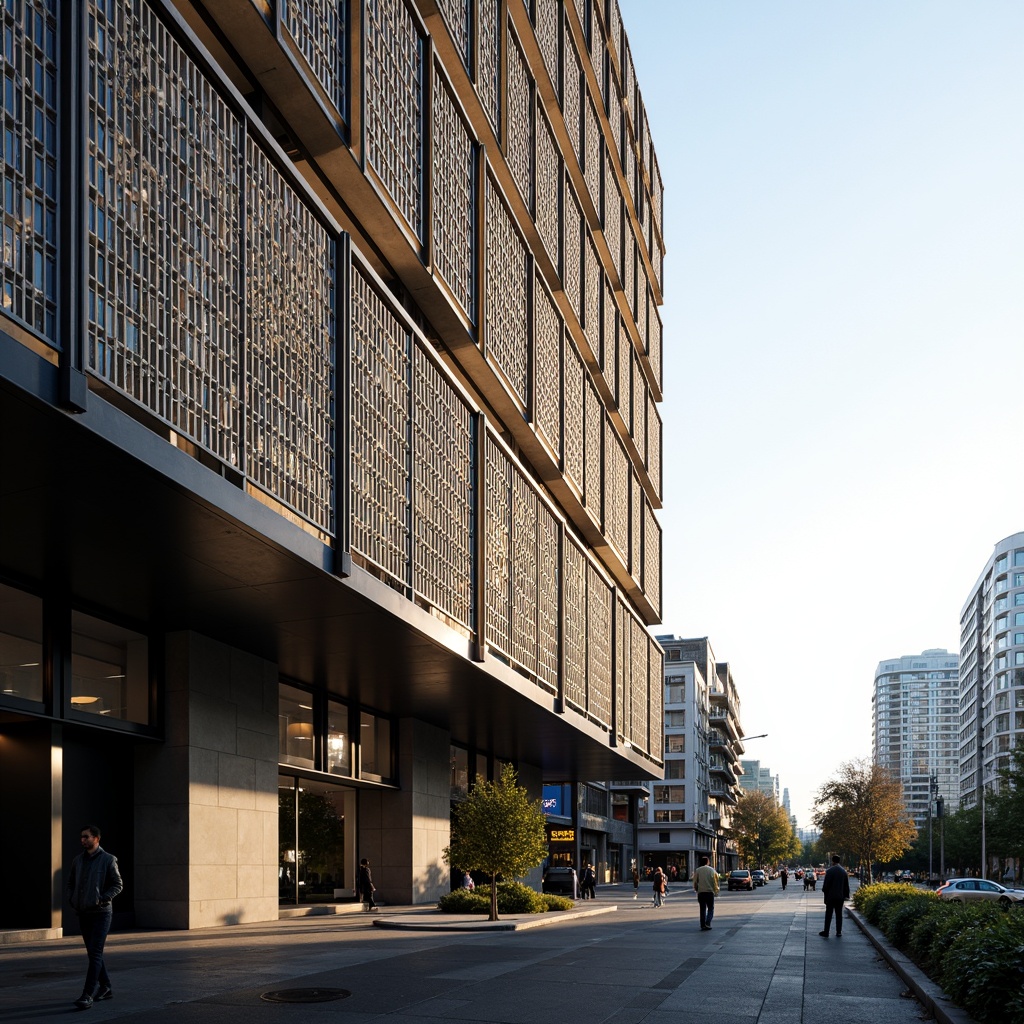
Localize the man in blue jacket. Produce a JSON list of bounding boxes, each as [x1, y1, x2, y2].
[[819, 855, 850, 938], [65, 825, 123, 1009]]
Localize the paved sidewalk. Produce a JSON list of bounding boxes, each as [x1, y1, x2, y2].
[[0, 883, 941, 1023]]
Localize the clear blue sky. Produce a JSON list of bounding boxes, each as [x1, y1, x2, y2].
[[619, 0, 1024, 828]]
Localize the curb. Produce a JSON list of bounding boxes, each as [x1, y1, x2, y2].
[[372, 905, 618, 931], [846, 906, 979, 1024]]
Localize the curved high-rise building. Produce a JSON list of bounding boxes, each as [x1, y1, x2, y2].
[[872, 649, 960, 827]]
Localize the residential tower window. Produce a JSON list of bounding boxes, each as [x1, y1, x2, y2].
[[0, 582, 43, 705], [326, 700, 351, 777], [70, 612, 149, 724], [360, 710, 393, 780], [279, 683, 315, 769]]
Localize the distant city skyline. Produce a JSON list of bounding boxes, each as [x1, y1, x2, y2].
[[621, 0, 1024, 827]]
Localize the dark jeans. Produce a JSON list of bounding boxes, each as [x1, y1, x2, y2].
[[697, 891, 715, 927], [79, 909, 112, 995], [823, 901, 844, 935]]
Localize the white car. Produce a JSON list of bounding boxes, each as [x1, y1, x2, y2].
[[936, 877, 1024, 907]]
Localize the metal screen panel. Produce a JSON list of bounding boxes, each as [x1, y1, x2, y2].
[[1, 0, 57, 343], [484, 173, 528, 405], [649, 301, 662, 392], [648, 638, 663, 760], [630, 613, 648, 753], [583, 95, 600, 210], [630, 467, 641, 582], [647, 397, 661, 500], [283, 0, 346, 118], [477, 0, 501, 135], [562, 28, 581, 163], [589, 3, 605, 111], [623, 226, 635, 319], [643, 499, 661, 618], [587, 562, 612, 727], [603, 419, 628, 561], [651, 156, 663, 252], [536, 500, 559, 692], [87, 0, 244, 468], [616, 317, 629, 415], [562, 181, 581, 320], [534, 273, 562, 457], [364, 0, 423, 239], [583, 232, 600, 352], [608, 0, 621, 79], [350, 264, 412, 584], [412, 345, 474, 630], [601, 275, 616, 395], [534, 110, 560, 265], [635, 270, 647, 353], [584, 373, 601, 516], [436, 0, 470, 66], [631, 351, 645, 458], [534, 0, 559, 94], [431, 69, 475, 319], [484, 434, 512, 659], [615, 595, 627, 740], [603, 155, 620, 282], [246, 140, 336, 532], [510, 468, 538, 675], [563, 337, 584, 496], [506, 29, 533, 208], [563, 536, 586, 710]]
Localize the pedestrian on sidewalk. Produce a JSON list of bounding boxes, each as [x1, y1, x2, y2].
[[580, 863, 596, 900], [358, 858, 378, 910], [693, 855, 719, 930], [819, 855, 850, 937], [780, 866, 788, 891], [65, 824, 123, 1010], [652, 866, 667, 907]]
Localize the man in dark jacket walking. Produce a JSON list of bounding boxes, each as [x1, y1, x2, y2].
[[357, 858, 378, 910], [65, 825, 123, 1009], [819, 855, 850, 937]]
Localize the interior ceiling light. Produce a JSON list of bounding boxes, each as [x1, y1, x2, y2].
[[71, 696, 100, 705]]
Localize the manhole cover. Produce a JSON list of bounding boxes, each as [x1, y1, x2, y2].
[[260, 988, 350, 1003]]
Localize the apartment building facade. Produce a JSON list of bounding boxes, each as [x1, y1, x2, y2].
[[871, 649, 960, 828], [959, 533, 1024, 812], [0, 0, 666, 938]]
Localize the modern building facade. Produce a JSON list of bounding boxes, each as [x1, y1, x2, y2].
[[739, 759, 780, 804], [871, 649, 960, 828], [959, 533, 1024, 812], [0, 0, 667, 939]]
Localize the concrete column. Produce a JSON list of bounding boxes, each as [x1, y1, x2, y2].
[[134, 632, 278, 929]]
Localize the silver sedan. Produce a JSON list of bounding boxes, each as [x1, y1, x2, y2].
[[935, 877, 1024, 907]]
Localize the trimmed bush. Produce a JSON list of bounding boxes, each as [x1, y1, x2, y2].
[[906, 900, 973, 971], [477, 881, 548, 914], [939, 909, 1024, 1024], [437, 888, 490, 913], [852, 882, 920, 924], [540, 894, 575, 911], [879, 892, 937, 948]]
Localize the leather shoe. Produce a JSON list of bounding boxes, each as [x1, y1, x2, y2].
[[95, 986, 113, 1001], [74, 994, 93, 1010], [819, 931, 828, 937]]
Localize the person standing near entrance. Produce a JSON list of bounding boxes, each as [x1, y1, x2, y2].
[[693, 855, 719, 930], [819, 855, 850, 937], [631, 864, 640, 899], [65, 825, 123, 1010], [357, 858, 378, 910]]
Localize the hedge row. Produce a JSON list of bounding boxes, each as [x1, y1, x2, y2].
[[437, 881, 574, 914], [852, 883, 1024, 1024]]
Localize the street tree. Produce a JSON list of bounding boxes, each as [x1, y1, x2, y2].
[[443, 764, 548, 921], [729, 790, 796, 868], [939, 806, 982, 876], [988, 747, 1024, 875], [812, 759, 917, 883]]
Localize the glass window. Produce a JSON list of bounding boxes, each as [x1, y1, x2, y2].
[[665, 684, 684, 703], [665, 734, 685, 753], [450, 745, 469, 800], [326, 700, 351, 777], [653, 785, 684, 803], [474, 752, 489, 785], [664, 711, 685, 727], [279, 683, 315, 768], [70, 611, 149, 724], [1015, 550, 1024, 567], [0, 582, 44, 704], [1016, 594, 1024, 606], [360, 710, 393, 779]]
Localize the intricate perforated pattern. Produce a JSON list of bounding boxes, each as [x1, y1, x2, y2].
[[563, 181, 581, 320], [563, 537, 587, 710], [246, 141, 336, 531], [608, 0, 621, 77], [631, 351, 645, 459], [436, 0, 470, 66], [616, 317, 630, 414], [484, 434, 512, 659], [644, 498, 661, 618], [587, 562, 612, 727], [534, 111, 560, 264], [413, 346, 474, 630], [604, 419, 628, 561], [536, 502, 559, 692], [615, 596, 628, 740], [589, 4, 605, 111], [630, 467, 641, 582], [601, 276, 616, 395], [484, 174, 528, 405], [651, 156, 664, 250], [431, 70, 475, 319], [511, 468, 538, 675], [584, 374, 601, 516], [534, 274, 562, 456], [562, 29, 581, 164], [283, 0, 346, 118], [563, 338, 584, 496], [583, 96, 600, 210], [534, 0, 560, 94], [478, 0, 501, 135], [1, 0, 57, 342], [648, 302, 662, 391], [583, 232, 600, 352], [603, 151, 621, 281], [350, 265, 412, 583], [506, 29, 533, 208], [87, 0, 244, 470], [623, 228, 635, 319], [635, 275, 647, 360], [647, 398, 661, 500], [648, 640, 663, 760], [364, 0, 423, 238], [630, 613, 648, 752]]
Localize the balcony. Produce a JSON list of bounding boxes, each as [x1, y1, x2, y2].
[[708, 759, 737, 786], [608, 780, 653, 797]]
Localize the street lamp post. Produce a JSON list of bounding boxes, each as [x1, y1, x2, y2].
[[928, 775, 937, 884]]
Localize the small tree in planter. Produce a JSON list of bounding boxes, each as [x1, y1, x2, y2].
[[443, 765, 548, 921]]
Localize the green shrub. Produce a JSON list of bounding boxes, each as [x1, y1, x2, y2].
[[437, 888, 490, 913], [540, 894, 574, 911], [879, 893, 937, 948], [939, 910, 1024, 1024], [852, 882, 920, 925], [906, 900, 972, 970]]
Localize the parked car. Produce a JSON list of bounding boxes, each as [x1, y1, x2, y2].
[[728, 869, 754, 891], [541, 866, 578, 898], [751, 869, 767, 887], [936, 878, 1024, 907]]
